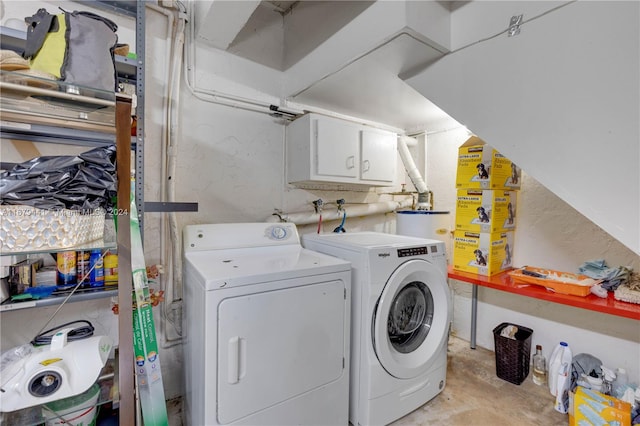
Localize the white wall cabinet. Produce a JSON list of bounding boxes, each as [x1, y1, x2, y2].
[[286, 113, 397, 187], [360, 128, 397, 184]]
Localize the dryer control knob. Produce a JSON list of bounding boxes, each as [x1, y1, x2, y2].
[[267, 225, 289, 240]]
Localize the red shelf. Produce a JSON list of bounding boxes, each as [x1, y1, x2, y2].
[[448, 266, 640, 321]]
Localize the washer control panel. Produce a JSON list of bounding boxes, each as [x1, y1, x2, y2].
[[397, 246, 429, 257]]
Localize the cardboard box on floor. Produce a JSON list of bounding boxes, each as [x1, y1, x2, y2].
[[456, 136, 521, 190], [569, 386, 631, 426], [453, 231, 514, 276], [455, 189, 518, 234]]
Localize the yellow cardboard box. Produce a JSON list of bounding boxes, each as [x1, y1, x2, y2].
[[569, 386, 631, 426], [456, 136, 521, 190], [452, 231, 514, 276], [455, 189, 517, 233]]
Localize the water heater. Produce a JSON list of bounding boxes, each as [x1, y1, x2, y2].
[[396, 210, 451, 260]]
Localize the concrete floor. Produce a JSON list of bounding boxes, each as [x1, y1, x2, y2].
[[167, 335, 568, 425], [390, 335, 567, 425]]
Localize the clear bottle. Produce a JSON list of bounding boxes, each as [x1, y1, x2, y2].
[[601, 365, 616, 396], [532, 344, 547, 386], [613, 368, 628, 398]]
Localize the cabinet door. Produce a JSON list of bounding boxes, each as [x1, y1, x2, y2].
[[314, 117, 360, 179], [361, 129, 397, 183], [216, 280, 346, 424]]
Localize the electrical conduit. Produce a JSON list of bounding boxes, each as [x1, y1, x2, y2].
[[184, 2, 302, 117], [165, 8, 187, 347], [146, 2, 184, 348]]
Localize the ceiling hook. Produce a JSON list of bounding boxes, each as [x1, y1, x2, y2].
[[508, 14, 523, 37]]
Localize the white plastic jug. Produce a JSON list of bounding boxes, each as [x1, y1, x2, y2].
[[554, 361, 571, 413], [548, 341, 572, 396]]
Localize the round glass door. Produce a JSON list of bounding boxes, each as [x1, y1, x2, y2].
[[387, 282, 434, 354], [373, 259, 450, 379]]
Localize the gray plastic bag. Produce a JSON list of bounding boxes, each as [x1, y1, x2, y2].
[[62, 10, 118, 92], [23, 8, 118, 91]]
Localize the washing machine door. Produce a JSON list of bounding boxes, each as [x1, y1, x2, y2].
[[372, 259, 450, 379]]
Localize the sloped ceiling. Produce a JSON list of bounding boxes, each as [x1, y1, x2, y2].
[[405, 1, 640, 255], [194, 0, 460, 132], [196, 1, 375, 72], [289, 32, 458, 132]]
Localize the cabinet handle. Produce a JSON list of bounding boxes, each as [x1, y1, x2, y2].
[[362, 160, 370, 172], [346, 156, 355, 169], [228, 336, 240, 384]]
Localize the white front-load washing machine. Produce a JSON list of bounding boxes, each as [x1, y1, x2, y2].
[[302, 232, 451, 426], [183, 223, 351, 425]]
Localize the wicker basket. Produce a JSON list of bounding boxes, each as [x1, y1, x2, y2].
[[493, 322, 533, 385], [0, 205, 105, 252]]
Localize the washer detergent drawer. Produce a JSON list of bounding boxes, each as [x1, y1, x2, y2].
[[217, 280, 346, 424]]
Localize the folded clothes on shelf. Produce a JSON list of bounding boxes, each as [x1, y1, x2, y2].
[[578, 259, 631, 291]]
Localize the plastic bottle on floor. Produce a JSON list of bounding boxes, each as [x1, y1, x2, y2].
[[554, 361, 572, 413], [601, 365, 616, 396], [613, 368, 628, 398], [548, 341, 572, 396]]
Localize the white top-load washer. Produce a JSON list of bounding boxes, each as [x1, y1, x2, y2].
[[183, 223, 351, 426], [301, 232, 451, 426]]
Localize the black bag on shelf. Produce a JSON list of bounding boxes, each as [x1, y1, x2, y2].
[[0, 145, 116, 212]]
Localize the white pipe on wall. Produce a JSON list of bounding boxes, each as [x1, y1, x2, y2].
[[268, 198, 413, 225], [184, 2, 302, 118], [165, 10, 187, 347], [146, 2, 184, 348], [397, 135, 430, 209]]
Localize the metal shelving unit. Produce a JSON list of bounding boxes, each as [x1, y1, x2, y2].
[[0, 79, 135, 426], [0, 3, 143, 422], [135, 0, 146, 232], [0, 2, 145, 223]]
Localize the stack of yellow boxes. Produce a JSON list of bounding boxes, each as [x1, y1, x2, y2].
[[453, 136, 521, 276]]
